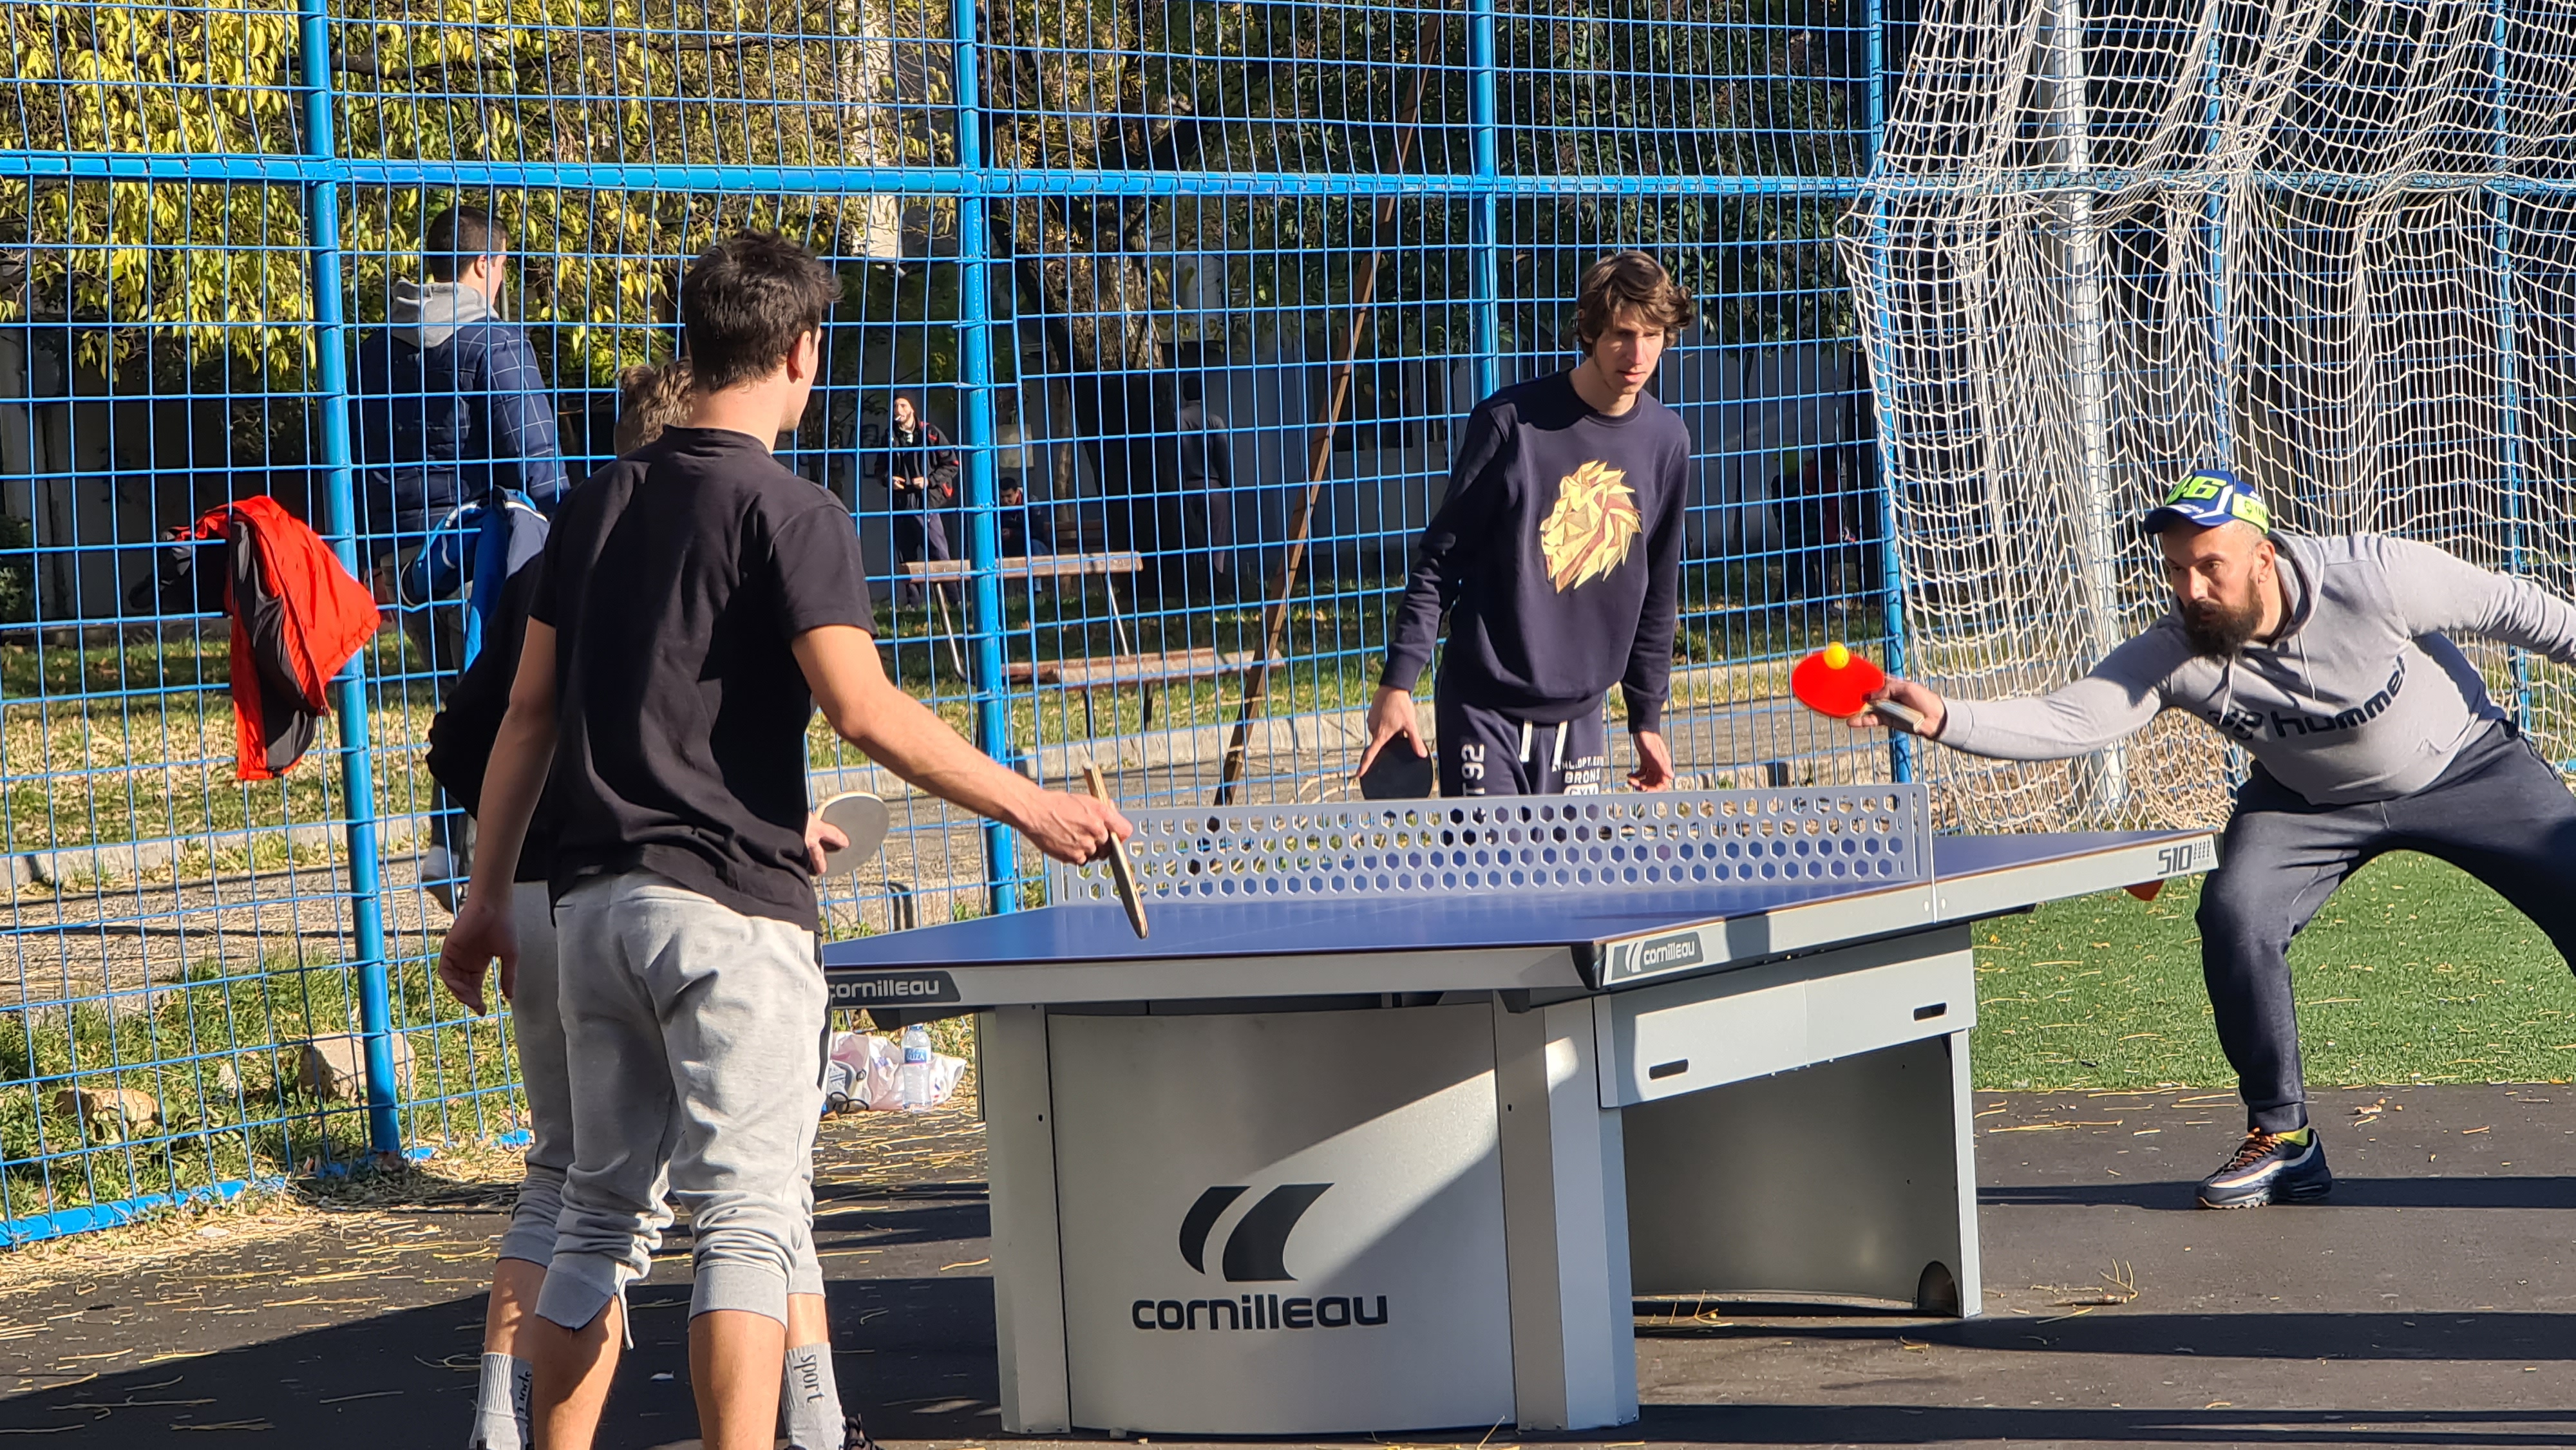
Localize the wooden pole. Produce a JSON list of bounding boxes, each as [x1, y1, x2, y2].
[[1214, 63, 1434, 804]]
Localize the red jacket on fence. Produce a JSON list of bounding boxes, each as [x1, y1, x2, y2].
[[191, 497, 381, 781]]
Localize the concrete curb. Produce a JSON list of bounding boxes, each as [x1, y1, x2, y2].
[[5, 816, 429, 892]]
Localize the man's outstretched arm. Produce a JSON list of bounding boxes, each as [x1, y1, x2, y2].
[[1860, 631, 2181, 759], [2381, 535, 2576, 663], [795, 625, 1127, 864]]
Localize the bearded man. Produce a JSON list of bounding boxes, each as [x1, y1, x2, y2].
[[1864, 468, 2576, 1207]]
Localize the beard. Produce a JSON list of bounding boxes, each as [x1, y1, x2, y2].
[[2181, 595, 2264, 657]]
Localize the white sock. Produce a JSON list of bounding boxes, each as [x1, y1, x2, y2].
[[468, 1351, 532, 1450], [781, 1341, 845, 1450]]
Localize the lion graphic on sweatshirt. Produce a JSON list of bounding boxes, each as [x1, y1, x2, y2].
[[1539, 459, 1641, 592]]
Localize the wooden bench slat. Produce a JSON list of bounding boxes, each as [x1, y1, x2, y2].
[[900, 552, 1142, 581], [1005, 649, 1283, 690]]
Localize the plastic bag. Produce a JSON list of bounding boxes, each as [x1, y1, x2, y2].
[[824, 1031, 965, 1114]]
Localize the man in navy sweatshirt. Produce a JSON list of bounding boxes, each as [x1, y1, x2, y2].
[[1359, 251, 1697, 796], [352, 204, 571, 587]]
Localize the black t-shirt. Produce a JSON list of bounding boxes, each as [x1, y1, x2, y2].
[[530, 427, 874, 928]]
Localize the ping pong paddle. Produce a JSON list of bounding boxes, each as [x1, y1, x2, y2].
[[1359, 740, 1435, 800], [817, 791, 892, 877], [1790, 643, 1926, 730], [1080, 762, 1149, 939]]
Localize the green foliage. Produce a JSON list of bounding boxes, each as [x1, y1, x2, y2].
[[0, 0, 929, 388], [0, 0, 1862, 397]]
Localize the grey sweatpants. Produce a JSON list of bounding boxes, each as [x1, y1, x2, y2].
[[497, 881, 625, 1269], [2200, 722, 2576, 1133], [535, 872, 830, 1331], [499, 882, 829, 1300]]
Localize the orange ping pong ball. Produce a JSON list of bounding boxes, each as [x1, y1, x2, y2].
[[1823, 642, 1851, 670]]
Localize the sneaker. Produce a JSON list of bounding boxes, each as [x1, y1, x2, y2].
[[840, 1413, 881, 1450], [2197, 1127, 2332, 1209]]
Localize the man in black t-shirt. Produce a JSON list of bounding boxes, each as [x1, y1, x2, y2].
[[436, 235, 1128, 1450], [428, 358, 869, 1450]]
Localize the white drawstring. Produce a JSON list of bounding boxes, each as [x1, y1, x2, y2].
[[1518, 721, 1534, 762], [1551, 722, 1569, 771]]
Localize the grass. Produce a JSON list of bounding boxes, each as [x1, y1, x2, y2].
[[4, 574, 1884, 860], [0, 953, 524, 1225], [1973, 849, 2576, 1093]]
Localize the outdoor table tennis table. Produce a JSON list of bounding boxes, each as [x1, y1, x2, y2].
[[820, 786, 2219, 1436]]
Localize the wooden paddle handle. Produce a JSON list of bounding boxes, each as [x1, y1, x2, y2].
[[1079, 762, 1150, 938], [1870, 697, 1928, 731]]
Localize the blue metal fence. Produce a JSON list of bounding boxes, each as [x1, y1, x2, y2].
[[0, 0, 1893, 1241]]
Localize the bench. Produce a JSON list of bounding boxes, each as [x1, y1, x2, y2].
[[900, 552, 1144, 674], [1007, 648, 1286, 736], [898, 552, 1264, 737]]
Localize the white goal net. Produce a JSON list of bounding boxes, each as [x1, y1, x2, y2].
[[1842, 0, 2576, 831]]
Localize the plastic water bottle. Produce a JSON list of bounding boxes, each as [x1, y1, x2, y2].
[[896, 1022, 935, 1112]]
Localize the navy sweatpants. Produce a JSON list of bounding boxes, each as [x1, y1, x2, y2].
[[2200, 722, 2576, 1131], [1435, 695, 1610, 796]]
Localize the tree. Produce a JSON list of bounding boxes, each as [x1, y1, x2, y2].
[[0, 0, 1868, 483]]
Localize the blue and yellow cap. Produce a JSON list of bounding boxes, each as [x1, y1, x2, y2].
[[2141, 467, 2270, 535]]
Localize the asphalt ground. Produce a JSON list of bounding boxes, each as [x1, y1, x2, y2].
[[3, 1084, 2572, 1449]]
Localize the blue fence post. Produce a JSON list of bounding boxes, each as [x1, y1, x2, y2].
[[297, 0, 402, 1158], [1864, 0, 1912, 786], [952, 0, 1019, 914], [1468, 0, 1500, 402]]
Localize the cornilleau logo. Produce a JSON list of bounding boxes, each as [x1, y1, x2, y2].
[[1177, 1183, 1331, 1281], [1609, 928, 1705, 982], [1634, 932, 1701, 972], [1130, 1183, 1391, 1332]]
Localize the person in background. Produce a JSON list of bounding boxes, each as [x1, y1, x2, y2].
[[352, 203, 573, 907], [998, 478, 1056, 558], [1777, 447, 1859, 618], [1157, 382, 1235, 605], [875, 393, 958, 607]]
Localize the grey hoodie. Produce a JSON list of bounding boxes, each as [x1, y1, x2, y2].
[[1938, 532, 2576, 805], [386, 279, 499, 350]]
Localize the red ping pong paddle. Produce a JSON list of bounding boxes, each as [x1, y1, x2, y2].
[[1790, 643, 1924, 730]]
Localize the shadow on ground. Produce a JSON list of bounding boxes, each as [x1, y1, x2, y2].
[[0, 1276, 1003, 1447]]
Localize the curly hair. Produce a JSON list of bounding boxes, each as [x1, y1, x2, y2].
[[612, 356, 696, 453], [1573, 251, 1697, 355]]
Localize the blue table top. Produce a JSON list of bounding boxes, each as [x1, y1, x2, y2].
[[822, 830, 2204, 971]]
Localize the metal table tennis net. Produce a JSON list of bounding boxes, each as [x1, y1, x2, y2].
[[1047, 784, 1935, 908]]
